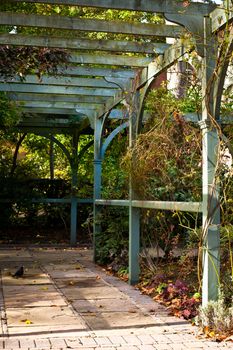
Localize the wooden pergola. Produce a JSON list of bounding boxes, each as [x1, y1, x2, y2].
[[1, 0, 233, 305]]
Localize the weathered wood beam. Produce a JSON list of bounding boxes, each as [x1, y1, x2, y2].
[[0, 11, 183, 38], [21, 107, 95, 115], [0, 33, 169, 54], [20, 101, 99, 109], [69, 53, 153, 67], [95, 199, 202, 212], [11, 0, 215, 16], [211, 6, 233, 32], [8, 93, 108, 104], [0, 83, 118, 96], [54, 66, 136, 78], [1, 75, 128, 89]]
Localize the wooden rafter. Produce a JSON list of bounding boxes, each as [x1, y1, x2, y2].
[[0, 11, 183, 38], [0, 33, 169, 54], [10, 0, 215, 16]]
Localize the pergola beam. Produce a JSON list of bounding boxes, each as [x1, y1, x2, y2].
[[69, 53, 153, 67], [8, 93, 108, 104], [0, 83, 118, 96], [1, 75, 128, 89], [53, 66, 136, 78], [0, 33, 169, 54], [21, 107, 95, 115], [19, 101, 100, 109], [11, 0, 215, 16], [0, 11, 183, 38]]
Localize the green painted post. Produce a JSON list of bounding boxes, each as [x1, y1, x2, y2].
[[70, 132, 79, 246], [128, 91, 140, 285], [129, 206, 140, 284], [93, 116, 103, 261], [201, 17, 220, 305]]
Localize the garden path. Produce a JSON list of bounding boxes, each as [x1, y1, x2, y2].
[[0, 247, 231, 350]]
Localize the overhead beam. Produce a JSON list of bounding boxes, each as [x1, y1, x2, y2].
[[11, 0, 215, 16], [19, 101, 100, 109], [0, 83, 118, 96], [8, 93, 108, 104], [69, 53, 153, 67], [1, 75, 128, 89], [0, 33, 169, 54], [54, 66, 136, 79], [21, 107, 95, 115], [0, 11, 183, 38]]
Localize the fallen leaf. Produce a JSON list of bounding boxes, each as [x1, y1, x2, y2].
[[225, 335, 233, 342], [21, 319, 33, 324], [75, 264, 82, 270], [40, 286, 48, 291], [96, 275, 101, 280]]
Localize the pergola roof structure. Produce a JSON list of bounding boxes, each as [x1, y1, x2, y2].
[[0, 0, 217, 131], [1, 0, 233, 306]]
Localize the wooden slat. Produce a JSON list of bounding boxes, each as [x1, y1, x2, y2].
[[11, 0, 215, 16], [0, 83, 118, 96], [8, 93, 108, 104], [19, 101, 100, 109], [69, 53, 152, 67], [1, 75, 128, 89], [0, 33, 169, 54], [21, 106, 95, 115], [54, 66, 136, 78], [0, 11, 183, 38]]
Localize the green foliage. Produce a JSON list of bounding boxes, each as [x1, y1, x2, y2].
[[102, 134, 128, 199], [122, 86, 202, 258], [0, 92, 21, 128], [95, 207, 128, 266]]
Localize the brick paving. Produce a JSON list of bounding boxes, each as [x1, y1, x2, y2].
[[0, 247, 232, 350]]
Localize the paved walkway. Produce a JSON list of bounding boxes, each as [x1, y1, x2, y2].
[[0, 247, 231, 350]]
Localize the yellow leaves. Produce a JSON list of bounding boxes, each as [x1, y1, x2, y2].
[[40, 286, 48, 291], [75, 264, 83, 270], [21, 319, 33, 325]]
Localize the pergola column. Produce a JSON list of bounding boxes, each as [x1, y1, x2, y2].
[[70, 131, 79, 246], [201, 17, 220, 305], [129, 91, 140, 285], [93, 116, 103, 261]]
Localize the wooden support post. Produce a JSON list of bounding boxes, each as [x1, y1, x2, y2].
[[93, 116, 103, 261], [201, 17, 220, 305], [70, 132, 79, 246], [128, 91, 140, 285]]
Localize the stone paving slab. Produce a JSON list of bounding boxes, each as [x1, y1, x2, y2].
[[2, 273, 51, 286], [3, 285, 66, 307], [72, 298, 138, 313], [0, 247, 232, 350]]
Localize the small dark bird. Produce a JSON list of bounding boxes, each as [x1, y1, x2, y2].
[[12, 266, 24, 278]]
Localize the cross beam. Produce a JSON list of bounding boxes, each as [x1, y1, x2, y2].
[[0, 33, 169, 54], [10, 0, 215, 16], [1, 75, 129, 89], [0, 11, 183, 38]]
